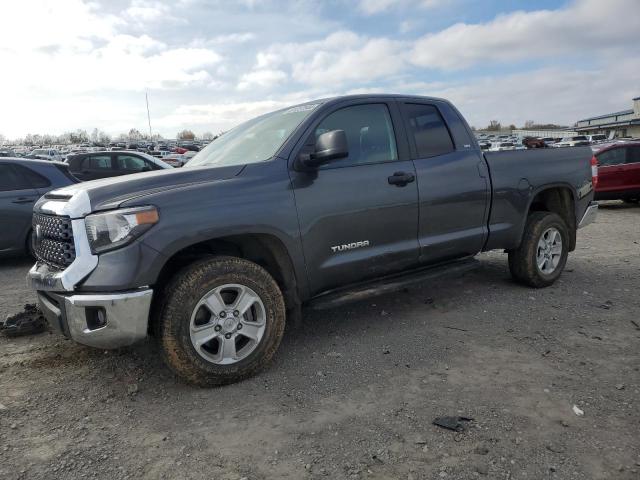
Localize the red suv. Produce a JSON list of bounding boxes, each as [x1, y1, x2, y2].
[[594, 142, 640, 203]]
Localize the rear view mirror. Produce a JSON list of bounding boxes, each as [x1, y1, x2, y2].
[[301, 130, 348, 168]]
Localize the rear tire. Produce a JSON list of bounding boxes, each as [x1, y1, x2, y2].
[[157, 256, 286, 386], [508, 212, 569, 288]]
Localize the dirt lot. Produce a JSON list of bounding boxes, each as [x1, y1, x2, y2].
[[1, 202, 638, 480]]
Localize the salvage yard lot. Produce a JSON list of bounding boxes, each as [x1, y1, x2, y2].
[[0, 203, 639, 480]]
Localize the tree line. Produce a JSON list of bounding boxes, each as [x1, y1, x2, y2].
[[1, 128, 222, 146]]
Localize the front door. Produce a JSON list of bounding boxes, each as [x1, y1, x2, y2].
[[596, 147, 627, 193], [291, 102, 420, 295], [621, 145, 640, 193]]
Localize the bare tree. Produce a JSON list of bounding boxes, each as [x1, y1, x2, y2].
[[177, 129, 196, 140], [487, 120, 502, 131]]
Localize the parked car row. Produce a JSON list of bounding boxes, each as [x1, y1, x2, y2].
[[0, 150, 178, 258], [476, 133, 619, 151]]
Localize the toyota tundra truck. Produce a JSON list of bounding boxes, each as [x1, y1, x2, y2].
[[28, 95, 598, 386]]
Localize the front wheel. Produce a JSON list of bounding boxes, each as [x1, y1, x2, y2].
[[158, 256, 286, 386], [508, 212, 569, 288]]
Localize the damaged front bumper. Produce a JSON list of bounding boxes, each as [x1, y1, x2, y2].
[[36, 289, 153, 349]]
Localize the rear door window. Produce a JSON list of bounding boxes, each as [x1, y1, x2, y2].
[[83, 155, 112, 171], [402, 104, 454, 158], [597, 148, 626, 166], [13, 164, 51, 188], [0, 164, 32, 191]]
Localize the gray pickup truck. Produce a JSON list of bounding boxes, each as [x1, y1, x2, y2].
[[28, 95, 598, 386]]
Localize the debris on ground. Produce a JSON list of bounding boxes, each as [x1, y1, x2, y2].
[[0, 304, 47, 337], [573, 405, 584, 416], [597, 300, 613, 310], [432, 416, 474, 432]]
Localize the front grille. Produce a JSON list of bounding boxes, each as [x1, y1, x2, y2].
[[33, 213, 76, 270]]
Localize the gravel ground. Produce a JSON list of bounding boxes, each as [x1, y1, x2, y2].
[[1, 202, 639, 480]]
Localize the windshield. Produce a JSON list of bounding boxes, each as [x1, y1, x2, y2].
[[186, 103, 319, 168]]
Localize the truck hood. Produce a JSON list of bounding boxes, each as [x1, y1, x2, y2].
[[36, 165, 244, 218]]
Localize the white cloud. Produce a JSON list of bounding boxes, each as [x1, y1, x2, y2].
[[125, 0, 171, 23], [249, 31, 405, 87], [0, 0, 221, 96], [358, 0, 443, 15], [237, 69, 288, 90], [409, 0, 640, 70]]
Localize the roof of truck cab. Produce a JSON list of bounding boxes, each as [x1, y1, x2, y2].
[[310, 94, 448, 105]]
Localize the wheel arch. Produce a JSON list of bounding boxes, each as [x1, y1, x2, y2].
[[150, 233, 302, 333], [525, 184, 577, 251]]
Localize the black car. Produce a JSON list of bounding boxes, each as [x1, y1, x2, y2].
[[65, 150, 172, 181], [0, 158, 78, 257]]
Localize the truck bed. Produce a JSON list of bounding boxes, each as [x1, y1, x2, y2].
[[483, 146, 594, 251]]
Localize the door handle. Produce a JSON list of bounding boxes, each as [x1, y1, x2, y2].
[[12, 197, 36, 204], [388, 171, 415, 187]]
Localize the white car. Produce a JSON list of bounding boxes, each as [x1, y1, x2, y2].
[[587, 134, 607, 144], [552, 136, 589, 147], [28, 148, 63, 161], [489, 142, 517, 151]]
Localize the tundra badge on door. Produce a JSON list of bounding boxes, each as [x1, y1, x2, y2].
[[331, 240, 370, 253]]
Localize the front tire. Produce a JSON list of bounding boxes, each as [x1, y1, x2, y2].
[[508, 212, 569, 288], [26, 230, 36, 259], [158, 256, 286, 386]]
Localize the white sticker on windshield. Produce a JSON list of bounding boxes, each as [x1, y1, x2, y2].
[[284, 104, 319, 114]]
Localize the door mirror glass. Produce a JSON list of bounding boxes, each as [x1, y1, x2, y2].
[[302, 130, 348, 168]]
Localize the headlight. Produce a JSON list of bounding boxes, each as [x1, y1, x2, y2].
[[85, 206, 159, 254]]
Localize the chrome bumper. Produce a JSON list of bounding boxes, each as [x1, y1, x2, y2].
[[37, 289, 153, 349], [578, 202, 598, 229]]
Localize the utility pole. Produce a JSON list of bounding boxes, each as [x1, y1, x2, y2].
[[146, 91, 152, 139]]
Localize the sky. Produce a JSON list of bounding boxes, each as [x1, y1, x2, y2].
[[1, 0, 639, 140]]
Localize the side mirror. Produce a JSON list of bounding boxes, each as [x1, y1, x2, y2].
[[300, 130, 348, 168]]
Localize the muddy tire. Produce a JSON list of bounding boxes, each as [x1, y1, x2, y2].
[[158, 256, 286, 386], [508, 212, 569, 288]]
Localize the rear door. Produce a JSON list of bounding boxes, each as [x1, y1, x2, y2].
[[0, 163, 40, 252], [596, 147, 627, 192], [399, 101, 490, 264], [291, 101, 420, 295]]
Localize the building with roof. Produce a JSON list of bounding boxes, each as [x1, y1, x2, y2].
[[511, 128, 577, 139], [575, 97, 640, 138]]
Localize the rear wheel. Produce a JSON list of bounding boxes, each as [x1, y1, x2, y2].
[[158, 256, 286, 386], [508, 212, 569, 288]]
